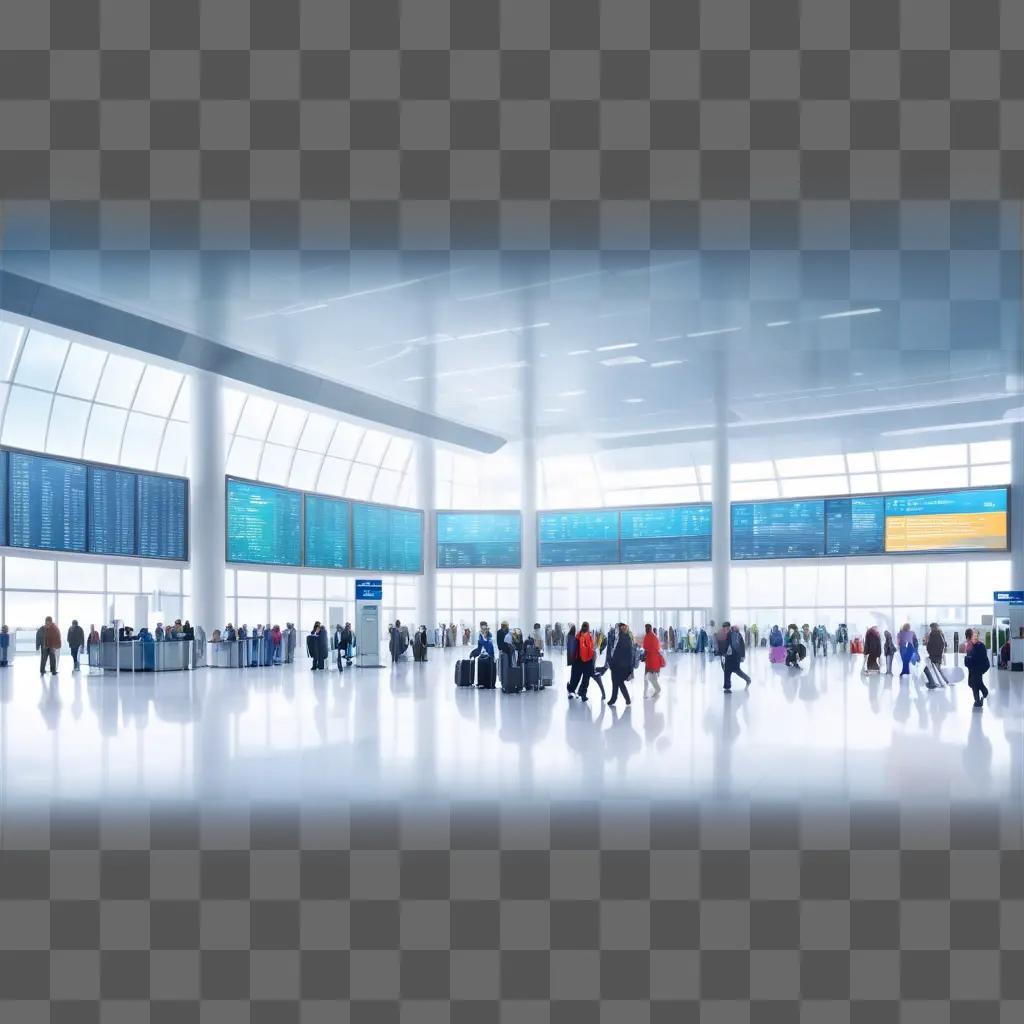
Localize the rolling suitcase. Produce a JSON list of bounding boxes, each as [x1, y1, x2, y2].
[[923, 662, 946, 688], [477, 656, 496, 689], [539, 659, 554, 687], [455, 659, 474, 687], [502, 664, 524, 693], [524, 660, 541, 691], [769, 646, 786, 664]]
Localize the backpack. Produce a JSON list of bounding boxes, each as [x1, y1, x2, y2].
[[730, 631, 745, 661], [577, 632, 595, 663]]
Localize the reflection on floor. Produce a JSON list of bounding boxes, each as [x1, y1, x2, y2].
[[2, 646, 1021, 807]]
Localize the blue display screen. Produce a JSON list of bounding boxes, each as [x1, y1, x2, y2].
[[304, 494, 350, 569], [137, 474, 188, 560], [226, 479, 302, 566], [825, 496, 885, 556], [352, 504, 423, 573], [538, 510, 620, 566], [8, 452, 88, 552], [386, 508, 423, 573], [731, 499, 826, 560], [88, 467, 136, 556], [0, 450, 7, 548], [619, 504, 712, 564], [436, 512, 522, 569]]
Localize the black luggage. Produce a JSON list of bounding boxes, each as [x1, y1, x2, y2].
[[477, 656, 496, 689], [502, 664, 523, 693], [524, 659, 541, 691], [455, 659, 474, 687]]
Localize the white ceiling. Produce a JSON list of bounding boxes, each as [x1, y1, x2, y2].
[[3, 250, 1022, 461]]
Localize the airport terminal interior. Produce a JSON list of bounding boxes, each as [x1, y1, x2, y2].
[[1, 1, 1024, 1020]]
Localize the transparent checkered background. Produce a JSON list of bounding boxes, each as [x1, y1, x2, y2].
[[0, 798, 1022, 1021], [3, 2, 1024, 1017]]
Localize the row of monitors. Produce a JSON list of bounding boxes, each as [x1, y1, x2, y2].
[[0, 448, 188, 561], [436, 507, 713, 568], [226, 478, 423, 572], [731, 487, 1009, 560], [226, 482, 1010, 572]]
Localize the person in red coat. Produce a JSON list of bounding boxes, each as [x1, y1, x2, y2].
[[642, 623, 665, 698]]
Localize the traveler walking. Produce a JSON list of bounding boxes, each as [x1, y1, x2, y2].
[[565, 624, 581, 697], [575, 622, 604, 702], [925, 623, 948, 687], [883, 630, 895, 675], [963, 628, 990, 708], [605, 622, 635, 707], [720, 621, 751, 692], [897, 623, 918, 677], [863, 626, 882, 672], [39, 616, 61, 675], [642, 623, 664, 697], [67, 619, 85, 672]]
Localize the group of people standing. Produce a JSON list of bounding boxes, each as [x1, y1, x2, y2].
[[307, 621, 355, 671], [564, 622, 665, 706]]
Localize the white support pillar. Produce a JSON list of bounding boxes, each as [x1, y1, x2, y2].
[[416, 338, 438, 632], [1013, 420, 1024, 593], [519, 318, 538, 632], [189, 369, 226, 633], [711, 357, 730, 624]]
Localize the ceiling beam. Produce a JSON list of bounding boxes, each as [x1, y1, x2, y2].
[[0, 270, 507, 454]]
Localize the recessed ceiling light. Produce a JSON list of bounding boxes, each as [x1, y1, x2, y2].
[[819, 307, 881, 320], [623, 398, 644, 404], [765, 320, 791, 327], [655, 334, 683, 341], [404, 375, 424, 382], [600, 355, 646, 366], [543, 407, 565, 414], [557, 389, 586, 397], [568, 349, 590, 356], [852, 371, 864, 377], [685, 326, 742, 338], [650, 360, 685, 368], [595, 342, 638, 352]]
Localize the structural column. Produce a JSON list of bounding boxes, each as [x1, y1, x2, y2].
[[189, 369, 226, 633], [1013, 421, 1024, 591], [519, 314, 538, 632], [711, 354, 730, 624], [416, 333, 438, 631]]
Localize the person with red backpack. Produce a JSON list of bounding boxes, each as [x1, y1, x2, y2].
[[574, 622, 603, 702]]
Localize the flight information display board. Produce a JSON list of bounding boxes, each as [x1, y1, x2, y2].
[[8, 452, 88, 552], [436, 512, 522, 569], [0, 450, 7, 548], [226, 478, 302, 566], [304, 494, 351, 569], [619, 504, 712, 564], [538, 510, 620, 566], [351, 503, 423, 573], [885, 487, 1008, 553], [825, 496, 885, 557], [731, 499, 826, 560], [137, 474, 188, 560], [88, 467, 136, 556]]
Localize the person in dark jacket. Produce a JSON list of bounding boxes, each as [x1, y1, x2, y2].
[[0, 625, 9, 667], [496, 621, 510, 654], [963, 628, 990, 708], [924, 623, 947, 687], [389, 620, 404, 663], [883, 630, 896, 675], [40, 617, 61, 675], [721, 621, 751, 692], [605, 622, 635, 707], [863, 626, 882, 673], [565, 624, 581, 697], [413, 626, 429, 662], [316, 622, 329, 670], [67, 620, 85, 672]]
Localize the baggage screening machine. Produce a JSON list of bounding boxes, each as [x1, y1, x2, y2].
[[355, 579, 384, 668], [993, 590, 1024, 671]]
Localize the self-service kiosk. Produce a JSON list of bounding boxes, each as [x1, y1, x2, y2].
[[355, 579, 384, 668]]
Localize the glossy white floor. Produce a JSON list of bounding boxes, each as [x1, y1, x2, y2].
[[1, 646, 1021, 806]]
